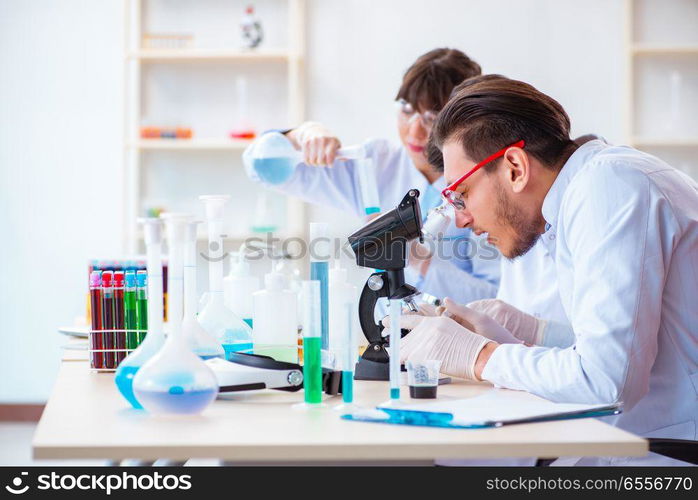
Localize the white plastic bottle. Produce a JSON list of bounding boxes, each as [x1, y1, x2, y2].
[[328, 261, 358, 369], [223, 249, 260, 329], [252, 272, 298, 362]]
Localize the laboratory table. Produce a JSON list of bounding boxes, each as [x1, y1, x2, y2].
[[32, 354, 648, 464]]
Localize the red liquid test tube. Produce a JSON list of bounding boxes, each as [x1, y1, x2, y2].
[[113, 271, 126, 365], [89, 271, 104, 369], [101, 271, 116, 369]]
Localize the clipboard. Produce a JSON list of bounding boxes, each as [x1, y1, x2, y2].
[[341, 390, 622, 429]]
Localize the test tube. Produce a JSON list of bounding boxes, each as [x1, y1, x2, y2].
[[309, 223, 330, 351], [113, 271, 126, 364], [302, 280, 322, 404], [389, 299, 401, 400], [357, 158, 380, 216], [89, 271, 104, 369], [101, 270, 115, 369], [136, 270, 148, 344], [342, 301, 356, 405], [124, 271, 138, 350]]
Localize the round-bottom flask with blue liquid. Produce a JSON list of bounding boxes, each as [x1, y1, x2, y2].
[[132, 340, 219, 415], [246, 132, 298, 185], [116, 346, 168, 410], [132, 212, 219, 416]]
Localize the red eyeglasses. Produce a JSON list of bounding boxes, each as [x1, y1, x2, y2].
[[441, 140, 525, 210]]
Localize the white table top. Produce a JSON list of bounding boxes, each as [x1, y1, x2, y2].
[[32, 361, 647, 462]]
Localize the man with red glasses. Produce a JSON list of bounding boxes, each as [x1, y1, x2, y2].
[[401, 76, 698, 465]]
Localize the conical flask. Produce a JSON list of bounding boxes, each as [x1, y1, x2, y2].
[[197, 195, 253, 358]]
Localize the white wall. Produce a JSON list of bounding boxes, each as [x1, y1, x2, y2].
[[304, 0, 626, 234], [0, 1, 124, 402], [0, 0, 627, 402]]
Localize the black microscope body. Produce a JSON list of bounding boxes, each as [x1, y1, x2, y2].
[[347, 190, 423, 380]]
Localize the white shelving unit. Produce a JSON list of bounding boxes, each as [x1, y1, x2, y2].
[[625, 0, 698, 180], [123, 0, 306, 253]]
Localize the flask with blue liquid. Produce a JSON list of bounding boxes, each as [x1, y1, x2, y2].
[[245, 131, 366, 185], [197, 195, 254, 358], [114, 218, 166, 410], [133, 213, 219, 415]]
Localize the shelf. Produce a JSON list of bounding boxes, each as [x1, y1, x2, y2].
[[632, 138, 698, 147], [136, 230, 298, 242], [632, 44, 698, 55], [128, 49, 294, 62], [130, 138, 254, 151]]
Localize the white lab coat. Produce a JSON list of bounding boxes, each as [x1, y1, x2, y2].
[[482, 140, 698, 465], [243, 136, 500, 304], [497, 240, 569, 324]]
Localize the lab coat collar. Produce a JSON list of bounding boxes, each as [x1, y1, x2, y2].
[[431, 175, 446, 191], [399, 147, 446, 207], [541, 140, 609, 229]]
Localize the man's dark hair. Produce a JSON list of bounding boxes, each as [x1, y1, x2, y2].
[[429, 77, 576, 173], [396, 48, 482, 113], [427, 74, 508, 171]]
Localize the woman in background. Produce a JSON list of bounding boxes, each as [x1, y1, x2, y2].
[[244, 48, 500, 304]]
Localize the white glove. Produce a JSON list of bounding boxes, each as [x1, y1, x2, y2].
[[386, 314, 493, 381], [294, 121, 341, 166], [464, 299, 547, 345], [442, 298, 523, 345], [401, 301, 442, 318]]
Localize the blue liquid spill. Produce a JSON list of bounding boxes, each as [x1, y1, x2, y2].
[[114, 365, 143, 409], [342, 371, 354, 404], [223, 342, 254, 360], [198, 353, 224, 360], [390, 387, 400, 400], [136, 388, 217, 415], [252, 158, 295, 185], [310, 261, 329, 350]]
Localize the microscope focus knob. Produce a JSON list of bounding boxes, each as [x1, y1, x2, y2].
[[367, 275, 384, 291], [287, 370, 303, 387]]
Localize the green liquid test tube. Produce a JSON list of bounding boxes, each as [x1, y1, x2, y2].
[[136, 271, 148, 344], [302, 280, 322, 404], [124, 272, 139, 350]]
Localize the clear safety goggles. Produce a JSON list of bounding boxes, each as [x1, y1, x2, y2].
[[395, 99, 438, 131], [441, 140, 526, 211]]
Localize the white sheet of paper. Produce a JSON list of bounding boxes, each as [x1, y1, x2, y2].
[[379, 389, 616, 426]]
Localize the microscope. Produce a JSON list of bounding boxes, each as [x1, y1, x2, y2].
[[347, 190, 424, 380]]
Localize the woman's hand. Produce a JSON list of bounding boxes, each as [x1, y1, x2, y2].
[[290, 121, 341, 166]]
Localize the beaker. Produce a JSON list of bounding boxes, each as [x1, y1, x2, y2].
[[407, 359, 441, 399]]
